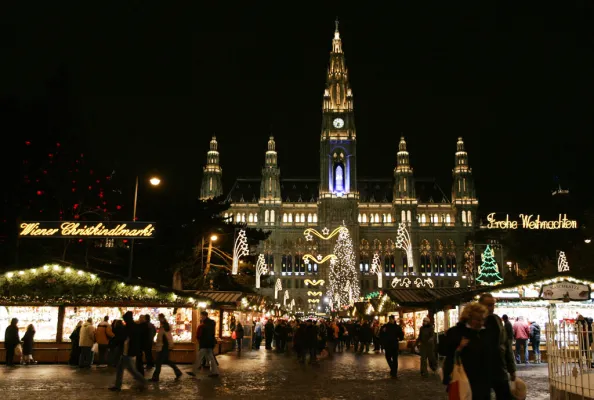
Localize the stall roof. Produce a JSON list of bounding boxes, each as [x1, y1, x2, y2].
[[195, 291, 244, 306], [386, 287, 476, 308]]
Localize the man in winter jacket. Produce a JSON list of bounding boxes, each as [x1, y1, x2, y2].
[[135, 315, 156, 374], [79, 317, 96, 368], [96, 316, 114, 366], [189, 311, 219, 377], [4, 318, 21, 366], [264, 319, 274, 350], [416, 317, 437, 376], [479, 293, 517, 399], [109, 311, 147, 391], [529, 320, 541, 363], [513, 317, 531, 364], [380, 315, 404, 378]]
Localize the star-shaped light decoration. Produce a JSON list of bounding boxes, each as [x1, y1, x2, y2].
[[322, 227, 330, 236], [304, 258, 310, 264], [317, 254, 323, 261], [305, 233, 313, 241]]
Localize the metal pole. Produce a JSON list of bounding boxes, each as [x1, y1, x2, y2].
[[128, 176, 139, 281], [204, 237, 214, 278]]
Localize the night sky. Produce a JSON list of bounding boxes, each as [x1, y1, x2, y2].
[[2, 3, 593, 218]]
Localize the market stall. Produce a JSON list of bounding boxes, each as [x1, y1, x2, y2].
[[0, 264, 209, 364]]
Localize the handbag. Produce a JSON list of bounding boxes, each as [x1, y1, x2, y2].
[[232, 331, 237, 340], [448, 356, 472, 400], [14, 344, 23, 357], [91, 343, 99, 354]]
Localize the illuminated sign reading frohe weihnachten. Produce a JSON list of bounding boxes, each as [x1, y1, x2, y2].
[[486, 213, 577, 230], [19, 221, 156, 239]]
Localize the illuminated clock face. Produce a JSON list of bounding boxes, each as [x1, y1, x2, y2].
[[333, 118, 344, 129]]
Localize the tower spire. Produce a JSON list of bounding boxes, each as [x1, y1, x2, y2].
[[393, 136, 416, 205], [323, 20, 351, 113], [200, 135, 223, 200], [452, 137, 478, 225], [260, 135, 281, 203]]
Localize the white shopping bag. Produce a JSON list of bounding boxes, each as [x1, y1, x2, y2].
[[448, 357, 472, 400]]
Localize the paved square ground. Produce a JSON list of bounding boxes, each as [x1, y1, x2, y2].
[[0, 350, 548, 399]]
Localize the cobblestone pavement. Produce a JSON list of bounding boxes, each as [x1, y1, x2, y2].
[[0, 350, 549, 400]]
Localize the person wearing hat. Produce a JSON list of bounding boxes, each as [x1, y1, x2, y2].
[[416, 316, 437, 377]]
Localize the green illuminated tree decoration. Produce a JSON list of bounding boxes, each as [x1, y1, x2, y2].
[[328, 225, 360, 309], [476, 245, 503, 286]]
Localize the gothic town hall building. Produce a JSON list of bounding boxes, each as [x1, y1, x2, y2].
[[199, 22, 479, 311]]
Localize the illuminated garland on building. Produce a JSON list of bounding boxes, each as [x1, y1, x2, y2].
[[454, 281, 460, 288], [395, 222, 414, 272], [0, 264, 203, 306], [303, 253, 336, 264], [370, 253, 383, 288], [413, 277, 435, 288], [304, 279, 324, 286], [558, 251, 570, 273], [327, 226, 360, 309], [303, 226, 342, 242], [391, 277, 411, 288], [274, 278, 282, 299], [255, 254, 268, 289], [476, 245, 503, 286], [232, 229, 249, 275]]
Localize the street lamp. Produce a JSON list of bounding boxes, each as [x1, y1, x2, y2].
[[202, 234, 219, 278], [128, 175, 161, 281], [585, 239, 592, 244], [210, 235, 218, 242]]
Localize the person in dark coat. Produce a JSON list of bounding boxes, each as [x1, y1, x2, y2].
[[529, 320, 541, 364], [135, 315, 156, 375], [109, 311, 147, 392], [479, 294, 517, 399], [442, 303, 490, 400], [264, 319, 274, 350], [416, 317, 437, 376], [358, 321, 373, 353], [235, 322, 245, 353], [305, 320, 318, 364], [69, 321, 83, 366], [21, 324, 37, 364], [380, 315, 404, 378], [4, 318, 21, 366], [108, 320, 126, 367]]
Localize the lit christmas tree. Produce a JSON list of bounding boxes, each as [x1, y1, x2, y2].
[[476, 245, 503, 286], [328, 226, 360, 309]]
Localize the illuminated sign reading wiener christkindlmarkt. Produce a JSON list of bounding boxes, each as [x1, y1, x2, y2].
[[18, 221, 156, 239]]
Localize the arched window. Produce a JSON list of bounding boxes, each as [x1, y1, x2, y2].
[[289, 213, 293, 223], [445, 214, 451, 224], [362, 214, 367, 223], [294, 214, 300, 223], [467, 210, 472, 224], [407, 210, 412, 223], [313, 214, 318, 223], [242, 213, 246, 223], [281, 255, 287, 273], [254, 214, 258, 223], [224, 213, 229, 220], [358, 214, 362, 223], [375, 213, 380, 223], [387, 213, 392, 223], [370, 214, 374, 223], [402, 254, 409, 274], [301, 213, 305, 223], [420, 253, 431, 275], [421, 214, 426, 224], [235, 213, 241, 223], [209, 177, 213, 191], [360, 254, 370, 272], [313, 263, 318, 273], [334, 164, 344, 192], [248, 213, 253, 223], [295, 254, 303, 273], [389, 255, 395, 273], [462, 211, 467, 224], [270, 210, 275, 224], [266, 254, 274, 271], [434, 214, 439, 225], [287, 255, 293, 273], [436, 255, 445, 274], [308, 213, 313, 223], [265, 210, 270, 223], [384, 255, 390, 273], [401, 210, 406, 222]]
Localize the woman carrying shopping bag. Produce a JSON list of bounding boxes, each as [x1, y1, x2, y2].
[[442, 303, 490, 400]]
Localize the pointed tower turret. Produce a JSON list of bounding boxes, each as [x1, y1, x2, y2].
[[452, 137, 478, 226], [393, 137, 417, 224], [320, 18, 357, 199], [260, 136, 281, 203], [200, 136, 223, 200]]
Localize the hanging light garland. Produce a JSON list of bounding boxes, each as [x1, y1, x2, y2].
[[232, 229, 249, 275], [396, 222, 414, 273], [370, 252, 383, 288], [255, 253, 268, 289]]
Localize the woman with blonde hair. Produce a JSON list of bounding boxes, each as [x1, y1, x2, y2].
[[442, 302, 490, 399]]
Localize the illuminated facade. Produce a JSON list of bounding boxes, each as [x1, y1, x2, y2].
[[199, 21, 479, 308]]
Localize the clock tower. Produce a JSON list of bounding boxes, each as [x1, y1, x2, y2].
[[320, 19, 357, 199]]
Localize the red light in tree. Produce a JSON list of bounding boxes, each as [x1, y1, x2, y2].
[[71, 188, 76, 192], [25, 141, 31, 145], [74, 214, 80, 220], [72, 180, 76, 184], [78, 239, 83, 243], [36, 190, 43, 196], [99, 192, 104, 198], [56, 142, 61, 147], [102, 201, 107, 205], [73, 204, 79, 210], [39, 210, 43, 213], [89, 170, 94, 175], [103, 208, 107, 212], [48, 153, 53, 158], [80, 153, 84, 158], [43, 170, 48, 174], [123, 240, 128, 243], [116, 205, 122, 210], [88, 186, 92, 190]]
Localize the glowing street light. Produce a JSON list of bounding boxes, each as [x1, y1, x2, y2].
[[210, 234, 218, 242], [149, 177, 161, 186], [585, 239, 592, 244]]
